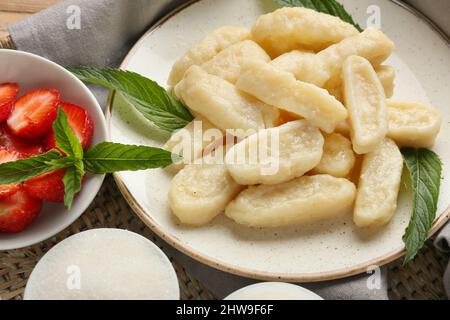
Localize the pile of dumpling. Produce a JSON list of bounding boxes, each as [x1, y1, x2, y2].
[[165, 8, 442, 229]]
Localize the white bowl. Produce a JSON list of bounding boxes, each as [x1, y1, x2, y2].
[[0, 49, 107, 250], [24, 229, 180, 300], [224, 282, 323, 300]]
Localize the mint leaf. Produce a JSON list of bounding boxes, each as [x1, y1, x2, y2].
[[0, 150, 63, 185], [83, 142, 179, 174], [63, 159, 84, 209], [53, 109, 84, 158], [273, 0, 363, 31], [68, 67, 193, 132], [401, 148, 442, 264], [46, 157, 76, 170]]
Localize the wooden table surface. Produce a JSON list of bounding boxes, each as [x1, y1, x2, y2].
[[0, 0, 61, 39]]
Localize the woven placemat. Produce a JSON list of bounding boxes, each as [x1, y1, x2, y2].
[[0, 37, 448, 301], [0, 176, 215, 300]]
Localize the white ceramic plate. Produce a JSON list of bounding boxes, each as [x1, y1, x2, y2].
[[108, 0, 450, 281], [0, 50, 107, 250]]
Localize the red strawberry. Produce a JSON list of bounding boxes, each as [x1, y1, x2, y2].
[[45, 102, 94, 151], [0, 148, 21, 199], [0, 124, 44, 157], [7, 88, 60, 139], [0, 83, 19, 123], [0, 184, 21, 200], [24, 169, 66, 203], [0, 189, 42, 233]]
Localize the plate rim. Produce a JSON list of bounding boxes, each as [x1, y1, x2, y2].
[[106, 0, 450, 282]]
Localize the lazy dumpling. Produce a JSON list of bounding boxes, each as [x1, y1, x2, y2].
[[175, 66, 268, 138], [269, 28, 395, 87], [226, 175, 356, 228], [325, 65, 396, 102], [201, 40, 271, 84], [252, 7, 359, 57], [236, 60, 348, 133], [225, 120, 324, 185], [169, 147, 244, 226], [168, 26, 251, 86], [343, 56, 389, 154], [354, 139, 404, 228], [387, 100, 442, 148], [313, 133, 356, 178]]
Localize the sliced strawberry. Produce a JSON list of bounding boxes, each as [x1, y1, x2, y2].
[[7, 88, 60, 139], [44, 102, 94, 151], [0, 83, 19, 123], [0, 148, 21, 199], [0, 189, 42, 233], [0, 183, 21, 200], [0, 124, 44, 157], [24, 169, 66, 203]]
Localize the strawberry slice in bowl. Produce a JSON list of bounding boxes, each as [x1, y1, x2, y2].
[[0, 50, 106, 251], [0, 124, 44, 157], [0, 83, 19, 123], [0, 183, 21, 200], [7, 88, 60, 139], [24, 170, 67, 203], [0, 189, 43, 233], [45, 102, 94, 151], [24, 169, 87, 203], [0, 148, 22, 199]]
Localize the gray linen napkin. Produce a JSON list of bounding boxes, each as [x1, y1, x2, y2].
[[8, 0, 448, 300], [9, 0, 186, 107], [161, 244, 389, 300]]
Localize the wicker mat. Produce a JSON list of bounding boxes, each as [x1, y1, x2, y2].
[[0, 37, 449, 301], [0, 176, 215, 300]]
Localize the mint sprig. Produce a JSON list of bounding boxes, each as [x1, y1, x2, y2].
[[84, 142, 179, 174], [0, 150, 63, 185], [53, 109, 84, 158], [46, 157, 77, 170], [63, 160, 85, 209], [52, 109, 85, 209], [0, 110, 178, 209], [68, 67, 193, 132], [273, 0, 363, 31], [401, 148, 442, 264]]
